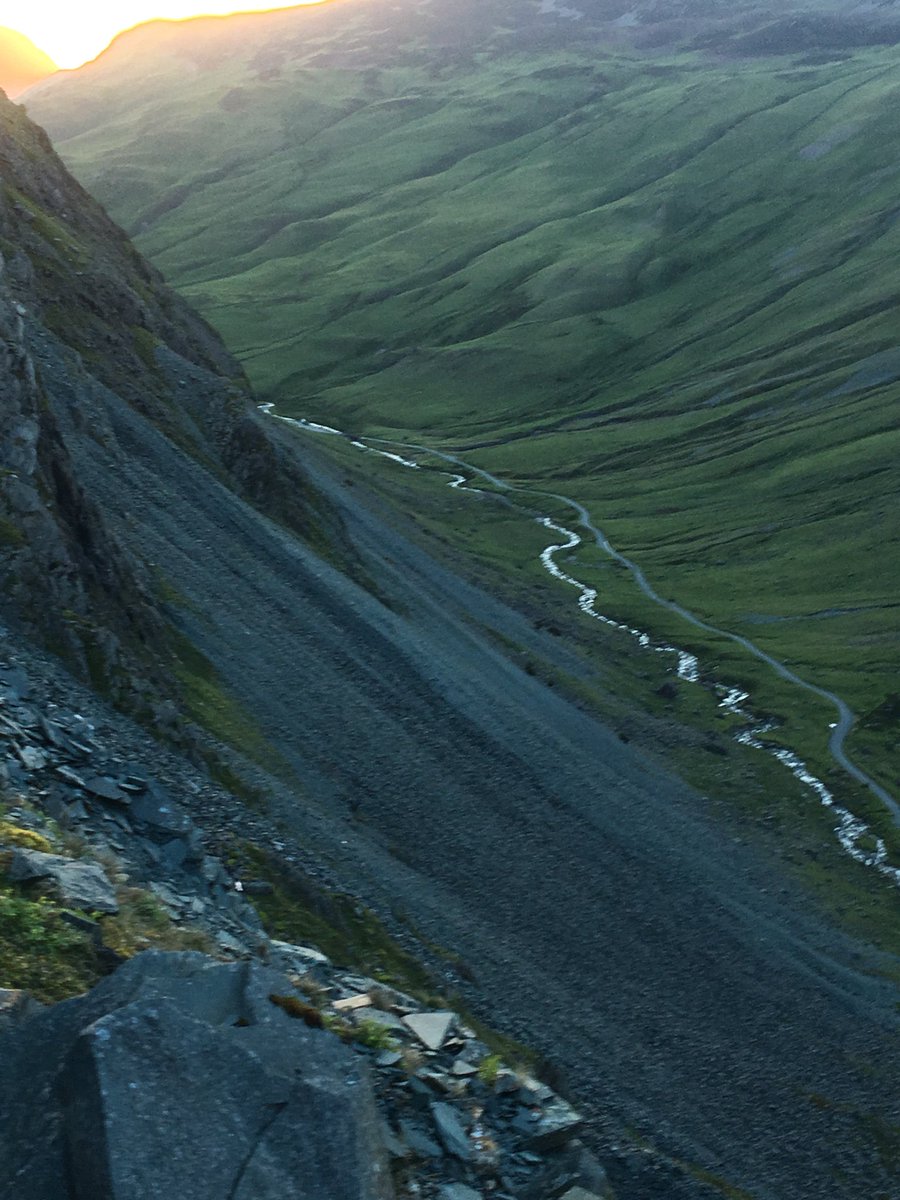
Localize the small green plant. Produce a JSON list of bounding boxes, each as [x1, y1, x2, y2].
[[353, 1017, 399, 1052], [477, 1053, 504, 1086], [0, 885, 98, 1002]]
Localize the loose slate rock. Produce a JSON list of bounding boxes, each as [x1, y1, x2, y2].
[[518, 1096, 583, 1151], [398, 1119, 444, 1160], [439, 1186, 482, 1200], [83, 776, 130, 806], [8, 849, 118, 914], [431, 1101, 472, 1161], [451, 1058, 478, 1077], [0, 988, 43, 1034], [17, 746, 47, 771], [56, 765, 87, 788], [130, 784, 192, 835], [402, 1010, 454, 1051]]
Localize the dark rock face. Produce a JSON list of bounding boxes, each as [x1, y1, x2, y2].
[[0, 94, 352, 722], [0, 951, 393, 1200]]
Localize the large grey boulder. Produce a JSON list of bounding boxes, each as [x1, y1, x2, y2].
[[0, 951, 394, 1200], [8, 849, 119, 914]]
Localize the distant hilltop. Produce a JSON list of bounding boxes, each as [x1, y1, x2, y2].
[[0, 26, 56, 98]]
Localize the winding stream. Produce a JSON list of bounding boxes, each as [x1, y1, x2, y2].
[[260, 406, 900, 887]]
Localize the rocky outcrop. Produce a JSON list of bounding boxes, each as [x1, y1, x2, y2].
[[0, 657, 614, 1200], [8, 848, 119, 912], [0, 92, 356, 727], [0, 951, 394, 1200], [0, 651, 612, 1200]]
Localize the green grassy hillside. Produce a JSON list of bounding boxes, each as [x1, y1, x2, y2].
[[25, 0, 900, 811]]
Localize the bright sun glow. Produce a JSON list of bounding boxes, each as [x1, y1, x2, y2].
[[0, 1, 328, 70]]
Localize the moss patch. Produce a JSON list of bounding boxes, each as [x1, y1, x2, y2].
[[0, 885, 99, 1002]]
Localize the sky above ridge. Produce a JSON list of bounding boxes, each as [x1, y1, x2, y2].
[[0, 1, 329, 69]]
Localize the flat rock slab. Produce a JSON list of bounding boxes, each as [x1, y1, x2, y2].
[[451, 1058, 478, 1077], [83, 776, 130, 805], [518, 1096, 583, 1151], [439, 1186, 482, 1200], [130, 786, 192, 834], [8, 849, 118, 914], [402, 1010, 455, 1050], [398, 1119, 443, 1160], [334, 993, 372, 1012], [270, 939, 329, 964], [431, 1101, 472, 1161]]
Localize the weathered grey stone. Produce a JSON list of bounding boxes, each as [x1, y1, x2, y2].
[[438, 1186, 482, 1200], [200, 855, 225, 884], [552, 1142, 613, 1198], [130, 784, 192, 835], [398, 1119, 444, 1159], [55, 764, 87, 788], [0, 952, 394, 1200], [17, 745, 47, 770], [158, 837, 189, 870], [451, 1058, 478, 1077], [493, 1069, 520, 1094], [149, 881, 183, 911], [456, 1037, 490, 1063], [559, 1189, 605, 1200], [61, 999, 288, 1200], [431, 1102, 472, 1161], [416, 1068, 460, 1095], [516, 1096, 583, 1151], [216, 931, 248, 954], [381, 1122, 408, 1159], [0, 988, 43, 1034], [402, 1009, 455, 1050], [269, 939, 331, 968], [336, 972, 381, 993], [8, 849, 118, 914], [354, 1008, 407, 1034], [518, 1076, 555, 1104], [83, 776, 130, 805]]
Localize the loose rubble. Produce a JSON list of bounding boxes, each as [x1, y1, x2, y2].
[[0, 655, 611, 1200]]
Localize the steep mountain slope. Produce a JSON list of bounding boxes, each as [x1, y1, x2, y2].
[[25, 0, 900, 809], [0, 28, 55, 98], [0, 94, 350, 744], [8, 23, 900, 1200]]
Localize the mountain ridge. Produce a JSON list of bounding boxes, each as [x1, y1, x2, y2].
[[0, 27, 55, 98]]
